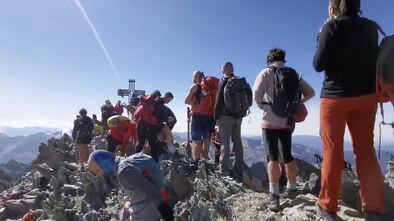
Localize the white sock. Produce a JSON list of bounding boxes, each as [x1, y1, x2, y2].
[[269, 183, 280, 195], [287, 181, 297, 190]]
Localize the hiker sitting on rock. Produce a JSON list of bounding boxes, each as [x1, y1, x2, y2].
[[106, 115, 137, 156], [87, 150, 174, 221]]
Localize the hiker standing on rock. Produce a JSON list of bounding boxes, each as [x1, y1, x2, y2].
[[87, 150, 174, 221], [253, 49, 315, 211], [214, 62, 252, 180], [185, 71, 218, 167], [72, 108, 94, 170], [313, 0, 387, 220], [134, 90, 166, 161]]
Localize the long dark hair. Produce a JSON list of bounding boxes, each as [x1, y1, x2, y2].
[[330, 0, 361, 16]]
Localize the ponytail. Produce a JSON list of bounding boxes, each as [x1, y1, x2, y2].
[[330, 0, 361, 16]]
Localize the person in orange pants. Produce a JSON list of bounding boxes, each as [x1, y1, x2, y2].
[[107, 115, 137, 156], [313, 0, 386, 220], [319, 95, 386, 213]]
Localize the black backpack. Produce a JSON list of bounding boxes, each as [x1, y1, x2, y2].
[[268, 67, 302, 118], [76, 116, 94, 139], [223, 76, 253, 117]]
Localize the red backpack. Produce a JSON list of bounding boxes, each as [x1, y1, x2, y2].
[[193, 76, 219, 116], [133, 95, 158, 125]]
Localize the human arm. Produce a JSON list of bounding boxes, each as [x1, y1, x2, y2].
[[300, 79, 315, 103], [185, 84, 198, 105], [253, 69, 268, 110], [313, 22, 333, 72]]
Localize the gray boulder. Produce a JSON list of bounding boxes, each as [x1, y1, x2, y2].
[[4, 198, 37, 214], [242, 161, 269, 192]]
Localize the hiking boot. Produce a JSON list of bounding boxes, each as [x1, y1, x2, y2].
[[364, 211, 388, 221], [264, 193, 280, 212], [315, 203, 338, 221], [281, 188, 298, 199]]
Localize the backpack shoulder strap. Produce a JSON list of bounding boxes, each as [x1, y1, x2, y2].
[[373, 21, 387, 37]]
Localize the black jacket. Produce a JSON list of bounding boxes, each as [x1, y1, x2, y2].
[[152, 98, 166, 127], [313, 14, 379, 98], [72, 116, 94, 140], [163, 106, 177, 129]]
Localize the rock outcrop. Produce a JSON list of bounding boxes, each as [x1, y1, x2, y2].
[[1, 134, 394, 220], [0, 134, 121, 220]]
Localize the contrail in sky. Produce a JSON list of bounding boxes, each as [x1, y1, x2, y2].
[[74, 0, 121, 80]]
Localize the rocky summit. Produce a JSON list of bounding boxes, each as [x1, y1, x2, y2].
[[0, 134, 393, 220]]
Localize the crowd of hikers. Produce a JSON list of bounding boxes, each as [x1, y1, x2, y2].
[[71, 0, 394, 220]]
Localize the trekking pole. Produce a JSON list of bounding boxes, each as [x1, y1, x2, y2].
[[186, 107, 192, 159]]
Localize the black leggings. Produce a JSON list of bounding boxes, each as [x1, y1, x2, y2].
[[262, 129, 294, 164]]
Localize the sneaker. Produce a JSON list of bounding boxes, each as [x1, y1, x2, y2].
[[315, 203, 338, 221], [364, 211, 388, 221], [264, 193, 280, 212], [281, 188, 298, 199]]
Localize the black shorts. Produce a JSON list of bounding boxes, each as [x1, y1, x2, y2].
[[191, 114, 215, 141], [262, 129, 294, 164], [76, 135, 92, 145]]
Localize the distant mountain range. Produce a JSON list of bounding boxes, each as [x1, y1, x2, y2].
[[0, 159, 31, 180], [173, 132, 394, 173], [0, 130, 61, 163], [0, 126, 61, 137], [0, 128, 392, 174]]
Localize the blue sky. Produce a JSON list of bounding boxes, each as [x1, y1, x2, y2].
[[0, 0, 393, 140]]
